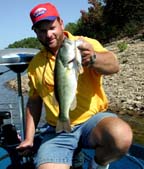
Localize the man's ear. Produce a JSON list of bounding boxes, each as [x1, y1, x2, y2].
[[58, 17, 64, 29]]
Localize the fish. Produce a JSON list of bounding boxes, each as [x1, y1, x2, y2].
[[54, 38, 83, 133]]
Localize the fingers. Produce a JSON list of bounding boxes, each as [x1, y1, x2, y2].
[[17, 146, 34, 156], [16, 140, 33, 149], [77, 39, 95, 66], [77, 37, 92, 51], [16, 142, 33, 156], [78, 41, 95, 66], [82, 54, 91, 66]]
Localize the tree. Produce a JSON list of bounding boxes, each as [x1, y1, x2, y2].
[[8, 37, 42, 49], [65, 22, 78, 34], [73, 0, 104, 41], [72, 0, 144, 42], [103, 0, 144, 36]]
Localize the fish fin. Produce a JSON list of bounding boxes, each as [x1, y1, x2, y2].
[[74, 40, 84, 75], [56, 120, 71, 133], [70, 96, 77, 111]]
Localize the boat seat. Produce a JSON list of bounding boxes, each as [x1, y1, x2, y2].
[[0, 111, 11, 119]]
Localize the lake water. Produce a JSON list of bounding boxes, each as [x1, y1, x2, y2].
[[0, 65, 45, 135], [0, 65, 28, 131]]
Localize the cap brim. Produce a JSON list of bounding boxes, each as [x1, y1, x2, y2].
[[32, 16, 57, 29]]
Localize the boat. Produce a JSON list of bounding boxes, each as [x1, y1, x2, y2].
[[82, 144, 144, 169], [0, 48, 144, 169]]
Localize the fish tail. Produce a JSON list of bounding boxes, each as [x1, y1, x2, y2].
[[56, 119, 71, 133]]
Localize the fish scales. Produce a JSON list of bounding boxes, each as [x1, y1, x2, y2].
[[54, 38, 83, 133]]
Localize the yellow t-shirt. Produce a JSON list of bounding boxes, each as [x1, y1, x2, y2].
[[27, 31, 109, 126]]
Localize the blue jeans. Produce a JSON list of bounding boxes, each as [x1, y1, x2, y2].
[[35, 112, 117, 168]]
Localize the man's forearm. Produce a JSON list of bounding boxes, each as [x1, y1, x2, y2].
[[25, 96, 42, 141], [90, 51, 120, 75]]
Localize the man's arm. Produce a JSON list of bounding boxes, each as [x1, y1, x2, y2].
[[89, 51, 119, 75], [25, 96, 42, 141], [17, 96, 42, 148]]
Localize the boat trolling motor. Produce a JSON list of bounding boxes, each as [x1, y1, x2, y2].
[[0, 48, 39, 168]]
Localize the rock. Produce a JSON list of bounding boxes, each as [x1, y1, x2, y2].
[[5, 74, 29, 94]]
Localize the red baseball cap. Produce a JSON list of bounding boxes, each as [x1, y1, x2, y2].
[[30, 3, 59, 28]]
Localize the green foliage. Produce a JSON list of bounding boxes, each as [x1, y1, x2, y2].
[[123, 21, 141, 37], [8, 37, 43, 49], [102, 0, 144, 40], [103, 0, 144, 25], [65, 22, 78, 34], [70, 0, 144, 43], [117, 41, 128, 52]]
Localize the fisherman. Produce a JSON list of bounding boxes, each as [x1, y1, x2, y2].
[[17, 2, 133, 169]]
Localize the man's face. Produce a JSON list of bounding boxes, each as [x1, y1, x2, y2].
[[34, 18, 64, 53]]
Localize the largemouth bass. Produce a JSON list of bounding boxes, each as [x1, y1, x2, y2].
[[54, 38, 83, 133]]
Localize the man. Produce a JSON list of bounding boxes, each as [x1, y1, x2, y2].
[[17, 2, 133, 169]]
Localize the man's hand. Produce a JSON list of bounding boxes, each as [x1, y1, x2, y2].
[[77, 39, 96, 66], [77, 38, 119, 74], [16, 139, 34, 156]]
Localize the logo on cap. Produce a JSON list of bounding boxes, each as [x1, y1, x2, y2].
[[33, 8, 47, 18]]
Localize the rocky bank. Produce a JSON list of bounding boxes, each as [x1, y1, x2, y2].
[[104, 35, 144, 116]]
